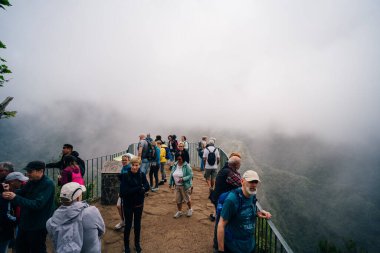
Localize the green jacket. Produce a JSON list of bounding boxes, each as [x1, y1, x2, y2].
[[169, 162, 193, 191], [13, 175, 55, 231]]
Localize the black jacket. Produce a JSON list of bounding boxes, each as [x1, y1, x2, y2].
[[119, 170, 149, 208], [175, 150, 190, 164]]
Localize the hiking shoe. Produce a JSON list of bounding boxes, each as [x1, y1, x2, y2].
[[173, 211, 183, 218], [114, 221, 125, 230], [151, 188, 158, 192], [209, 214, 216, 222], [187, 209, 193, 217], [158, 180, 165, 185]]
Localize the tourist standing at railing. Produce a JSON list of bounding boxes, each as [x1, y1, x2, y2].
[[197, 136, 207, 171], [203, 139, 220, 189], [181, 136, 189, 151], [157, 141, 167, 184], [58, 155, 85, 186], [137, 134, 150, 175], [211, 153, 242, 251], [217, 170, 272, 253], [175, 141, 190, 164], [168, 135, 178, 160], [119, 157, 150, 253], [114, 154, 132, 230], [169, 153, 193, 218]]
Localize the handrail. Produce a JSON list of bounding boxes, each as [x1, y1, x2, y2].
[[46, 141, 293, 252]]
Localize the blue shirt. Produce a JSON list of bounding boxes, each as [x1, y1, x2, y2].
[[121, 164, 131, 174], [221, 189, 257, 253]]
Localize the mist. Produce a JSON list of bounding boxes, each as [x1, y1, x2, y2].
[[1, 1, 380, 252], [1, 0, 380, 143]]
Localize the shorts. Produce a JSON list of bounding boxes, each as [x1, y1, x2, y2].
[[175, 185, 191, 204], [204, 169, 217, 180]]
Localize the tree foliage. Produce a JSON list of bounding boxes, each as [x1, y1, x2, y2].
[[0, 0, 16, 119]]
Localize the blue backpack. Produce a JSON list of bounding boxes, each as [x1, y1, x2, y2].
[[164, 147, 172, 160], [215, 188, 257, 240]]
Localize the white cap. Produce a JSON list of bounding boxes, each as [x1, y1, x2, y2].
[[60, 182, 86, 201], [242, 170, 260, 182], [5, 172, 29, 182]]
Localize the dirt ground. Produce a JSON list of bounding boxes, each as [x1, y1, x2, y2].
[[98, 167, 216, 253]]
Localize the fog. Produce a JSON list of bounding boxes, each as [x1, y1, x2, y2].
[[1, 1, 380, 251], [1, 0, 380, 143]]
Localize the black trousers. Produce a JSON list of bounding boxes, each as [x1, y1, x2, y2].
[[149, 164, 159, 188], [16, 228, 47, 253], [123, 205, 143, 251]]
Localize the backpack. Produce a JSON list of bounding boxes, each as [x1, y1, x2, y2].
[[215, 189, 257, 240], [144, 140, 156, 162], [206, 147, 217, 166], [76, 157, 86, 176], [164, 147, 172, 160], [71, 166, 85, 185]]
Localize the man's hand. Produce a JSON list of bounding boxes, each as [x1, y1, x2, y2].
[[2, 191, 16, 200], [2, 183, 10, 191], [258, 210, 272, 219]]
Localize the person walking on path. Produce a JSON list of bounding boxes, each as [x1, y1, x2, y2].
[[119, 157, 150, 253], [203, 139, 220, 189], [46, 182, 105, 253], [169, 153, 193, 218], [1, 161, 55, 253], [217, 170, 272, 253]]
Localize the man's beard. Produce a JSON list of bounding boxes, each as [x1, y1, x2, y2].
[[245, 186, 257, 195]]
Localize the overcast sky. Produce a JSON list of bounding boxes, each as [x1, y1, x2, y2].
[[1, 0, 380, 142]]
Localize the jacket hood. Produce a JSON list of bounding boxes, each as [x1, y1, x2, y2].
[[49, 201, 88, 226]]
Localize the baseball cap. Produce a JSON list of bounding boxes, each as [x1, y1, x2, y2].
[[242, 170, 261, 182], [60, 182, 86, 202], [23, 161, 46, 171], [5, 172, 29, 182]]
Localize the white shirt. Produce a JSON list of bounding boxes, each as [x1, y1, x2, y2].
[[173, 165, 184, 185], [203, 146, 220, 169]]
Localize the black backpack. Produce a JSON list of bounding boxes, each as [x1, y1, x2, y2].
[[206, 147, 217, 166], [76, 157, 86, 176], [146, 141, 156, 162]]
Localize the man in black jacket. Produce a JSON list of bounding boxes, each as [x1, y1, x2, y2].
[[46, 143, 73, 171], [2, 161, 55, 253]]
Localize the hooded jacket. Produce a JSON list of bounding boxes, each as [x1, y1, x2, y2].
[[46, 201, 105, 253]]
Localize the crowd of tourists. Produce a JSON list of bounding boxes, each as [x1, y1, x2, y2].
[[0, 134, 272, 253]]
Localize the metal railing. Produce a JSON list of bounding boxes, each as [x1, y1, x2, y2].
[[46, 142, 293, 252]]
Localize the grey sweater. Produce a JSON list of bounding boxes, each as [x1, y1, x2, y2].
[[46, 201, 105, 253]]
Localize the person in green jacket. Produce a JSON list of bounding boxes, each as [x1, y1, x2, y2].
[[1, 161, 55, 253], [169, 153, 193, 218]]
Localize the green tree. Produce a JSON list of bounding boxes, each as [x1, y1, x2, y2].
[[0, 0, 16, 119]]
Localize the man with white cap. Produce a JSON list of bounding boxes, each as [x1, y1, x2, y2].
[[46, 182, 105, 253], [217, 170, 272, 253]]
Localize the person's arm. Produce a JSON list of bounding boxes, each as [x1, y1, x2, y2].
[[141, 173, 150, 192], [138, 146, 143, 158], [217, 217, 228, 251], [93, 207, 106, 237], [12, 182, 54, 210], [216, 149, 220, 165], [46, 160, 61, 169], [182, 164, 193, 182]]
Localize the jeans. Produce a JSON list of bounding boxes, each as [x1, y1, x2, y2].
[[160, 162, 166, 180], [0, 240, 10, 253], [140, 159, 150, 174], [124, 206, 143, 252], [149, 164, 159, 188], [199, 155, 205, 171], [16, 228, 47, 253]]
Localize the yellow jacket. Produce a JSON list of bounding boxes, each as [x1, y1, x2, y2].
[[160, 145, 167, 163]]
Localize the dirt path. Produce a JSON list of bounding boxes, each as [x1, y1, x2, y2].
[[97, 167, 216, 253]]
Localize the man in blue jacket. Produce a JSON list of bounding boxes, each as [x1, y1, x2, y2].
[[2, 161, 55, 253]]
